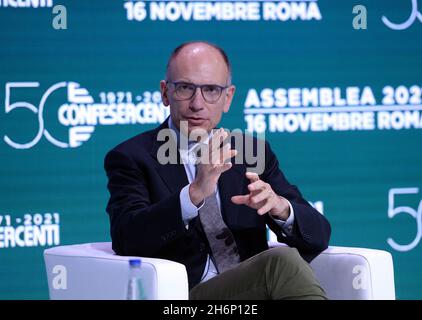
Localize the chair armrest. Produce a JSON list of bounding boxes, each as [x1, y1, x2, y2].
[[44, 242, 189, 300], [269, 242, 395, 300], [310, 246, 395, 300]]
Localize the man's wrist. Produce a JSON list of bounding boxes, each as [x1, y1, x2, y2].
[[189, 182, 205, 207], [270, 196, 290, 220]]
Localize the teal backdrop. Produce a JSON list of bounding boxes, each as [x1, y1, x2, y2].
[[0, 0, 421, 299]]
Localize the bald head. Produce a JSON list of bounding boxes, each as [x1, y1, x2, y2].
[[165, 41, 232, 85], [159, 41, 236, 134]]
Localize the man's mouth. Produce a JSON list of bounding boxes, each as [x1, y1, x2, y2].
[[186, 117, 206, 125]]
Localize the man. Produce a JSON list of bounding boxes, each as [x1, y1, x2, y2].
[[105, 41, 331, 299]]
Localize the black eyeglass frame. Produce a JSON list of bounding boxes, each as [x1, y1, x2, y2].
[[166, 81, 230, 103]]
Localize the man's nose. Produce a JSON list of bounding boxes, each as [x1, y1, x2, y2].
[[189, 87, 205, 110]]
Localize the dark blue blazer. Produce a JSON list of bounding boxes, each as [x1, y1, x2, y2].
[[105, 120, 331, 288]]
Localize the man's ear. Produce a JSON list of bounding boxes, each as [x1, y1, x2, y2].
[[160, 80, 170, 106], [223, 85, 236, 113]]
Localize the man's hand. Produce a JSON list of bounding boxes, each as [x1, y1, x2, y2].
[[189, 128, 237, 206], [231, 172, 290, 220]]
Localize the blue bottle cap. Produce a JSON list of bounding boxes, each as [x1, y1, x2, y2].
[[129, 259, 141, 266]]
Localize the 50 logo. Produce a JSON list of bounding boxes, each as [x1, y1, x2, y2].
[[387, 187, 422, 252], [3, 82, 168, 149], [382, 0, 422, 30], [4, 82, 95, 149]]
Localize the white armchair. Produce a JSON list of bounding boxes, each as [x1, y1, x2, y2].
[[43, 242, 395, 300]]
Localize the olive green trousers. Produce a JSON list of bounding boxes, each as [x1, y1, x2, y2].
[[190, 246, 327, 300]]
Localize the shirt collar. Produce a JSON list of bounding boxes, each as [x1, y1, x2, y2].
[[168, 117, 213, 165], [168, 117, 212, 150]]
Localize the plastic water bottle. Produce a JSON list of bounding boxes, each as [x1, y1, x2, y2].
[[126, 259, 145, 300]]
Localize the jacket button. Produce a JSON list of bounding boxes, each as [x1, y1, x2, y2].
[[199, 243, 206, 252]]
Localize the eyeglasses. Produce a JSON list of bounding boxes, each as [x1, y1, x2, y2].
[[167, 81, 229, 104]]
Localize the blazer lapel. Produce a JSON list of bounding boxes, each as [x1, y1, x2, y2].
[[218, 163, 245, 227], [218, 125, 247, 228], [149, 120, 189, 194]]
